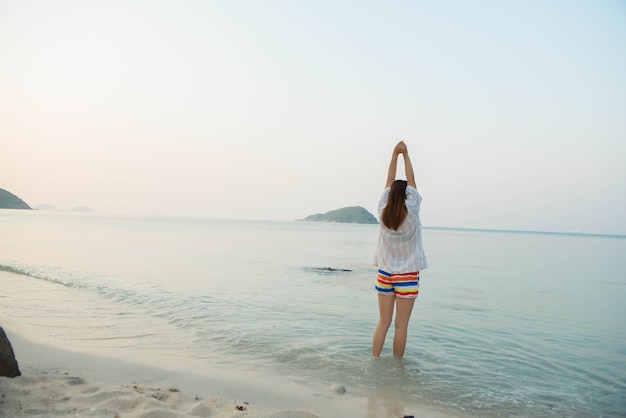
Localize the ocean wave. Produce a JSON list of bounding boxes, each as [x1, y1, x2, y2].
[[0, 262, 216, 333]]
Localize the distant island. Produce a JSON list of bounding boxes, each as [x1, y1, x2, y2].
[[0, 188, 95, 212], [301, 206, 378, 224], [0, 188, 32, 210]]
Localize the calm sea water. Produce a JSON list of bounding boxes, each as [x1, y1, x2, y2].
[[1, 210, 625, 417]]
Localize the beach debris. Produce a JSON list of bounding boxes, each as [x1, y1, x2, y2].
[[330, 384, 346, 394], [151, 392, 167, 401], [234, 401, 249, 410], [403, 415, 415, 418], [168, 387, 180, 392]]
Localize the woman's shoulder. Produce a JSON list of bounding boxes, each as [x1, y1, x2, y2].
[[406, 185, 420, 198], [405, 186, 422, 207]]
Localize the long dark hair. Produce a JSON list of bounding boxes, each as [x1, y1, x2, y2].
[[381, 180, 408, 231]]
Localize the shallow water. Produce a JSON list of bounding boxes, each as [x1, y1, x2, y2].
[[1, 210, 625, 417]]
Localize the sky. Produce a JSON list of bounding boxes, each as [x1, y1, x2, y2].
[[1, 0, 625, 234]]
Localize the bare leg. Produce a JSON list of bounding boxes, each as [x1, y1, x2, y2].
[[372, 294, 395, 357], [393, 296, 415, 357]]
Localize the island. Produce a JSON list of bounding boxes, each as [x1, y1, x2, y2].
[[300, 206, 378, 224], [0, 188, 32, 210]]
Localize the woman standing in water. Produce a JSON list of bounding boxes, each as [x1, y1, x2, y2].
[[372, 141, 427, 357]]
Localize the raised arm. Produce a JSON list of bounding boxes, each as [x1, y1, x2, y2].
[[385, 141, 416, 188], [385, 142, 405, 188], [403, 148, 416, 188]]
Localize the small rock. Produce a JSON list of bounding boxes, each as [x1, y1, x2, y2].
[[330, 384, 346, 394], [0, 327, 21, 378]]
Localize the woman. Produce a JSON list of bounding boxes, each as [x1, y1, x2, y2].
[[372, 141, 427, 357]]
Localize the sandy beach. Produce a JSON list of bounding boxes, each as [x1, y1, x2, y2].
[[0, 320, 461, 418]]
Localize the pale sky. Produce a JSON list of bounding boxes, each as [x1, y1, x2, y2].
[[1, 0, 625, 234]]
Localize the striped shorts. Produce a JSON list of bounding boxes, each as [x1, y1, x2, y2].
[[375, 270, 420, 299]]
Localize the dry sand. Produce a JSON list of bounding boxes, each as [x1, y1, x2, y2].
[[0, 322, 462, 418]]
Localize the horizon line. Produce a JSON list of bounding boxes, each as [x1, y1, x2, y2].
[[424, 225, 626, 240], [3, 208, 625, 239]]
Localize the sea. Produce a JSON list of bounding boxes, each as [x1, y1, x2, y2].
[[1, 209, 625, 417]]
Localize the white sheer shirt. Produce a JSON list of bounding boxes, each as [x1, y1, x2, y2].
[[373, 185, 428, 273]]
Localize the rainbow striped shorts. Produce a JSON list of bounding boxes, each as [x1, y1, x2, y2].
[[375, 270, 420, 299]]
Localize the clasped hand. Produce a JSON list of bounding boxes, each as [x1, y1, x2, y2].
[[394, 141, 408, 155]]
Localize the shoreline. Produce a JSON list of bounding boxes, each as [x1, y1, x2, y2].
[[0, 319, 463, 417]]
